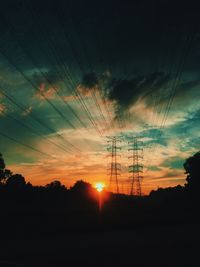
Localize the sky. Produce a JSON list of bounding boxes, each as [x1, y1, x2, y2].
[[0, 0, 200, 194]]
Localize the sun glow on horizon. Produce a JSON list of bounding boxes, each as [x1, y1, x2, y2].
[[94, 182, 105, 192]]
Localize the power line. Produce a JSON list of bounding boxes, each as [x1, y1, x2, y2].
[[0, 130, 53, 158], [145, 31, 195, 172], [0, 14, 90, 133], [0, 48, 81, 152], [0, 85, 76, 153], [26, 2, 104, 136], [0, 107, 72, 155]]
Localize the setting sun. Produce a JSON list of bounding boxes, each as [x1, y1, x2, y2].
[[95, 182, 105, 192]]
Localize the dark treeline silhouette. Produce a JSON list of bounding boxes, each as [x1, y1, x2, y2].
[[0, 152, 200, 267], [0, 151, 199, 240]]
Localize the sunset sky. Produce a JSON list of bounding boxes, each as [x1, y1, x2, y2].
[[0, 0, 199, 194]]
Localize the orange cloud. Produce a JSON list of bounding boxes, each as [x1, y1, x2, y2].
[[0, 103, 6, 115], [35, 83, 57, 100]]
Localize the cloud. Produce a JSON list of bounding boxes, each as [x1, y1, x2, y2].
[[161, 156, 184, 170], [78, 72, 198, 130], [77, 71, 199, 133], [35, 83, 57, 100], [31, 68, 61, 86], [30, 68, 62, 100], [81, 72, 99, 89], [78, 71, 110, 97], [159, 170, 184, 179], [63, 95, 79, 103], [177, 79, 200, 94], [108, 72, 169, 111], [148, 166, 161, 171], [0, 103, 6, 115], [21, 106, 32, 116], [0, 67, 26, 87], [79, 71, 171, 122]]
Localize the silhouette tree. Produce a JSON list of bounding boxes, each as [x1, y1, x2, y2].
[[0, 153, 6, 183], [184, 151, 200, 193], [6, 174, 26, 189], [0, 153, 5, 169], [70, 180, 97, 200], [0, 153, 13, 184], [71, 180, 92, 193], [4, 169, 13, 180], [46, 180, 66, 191]]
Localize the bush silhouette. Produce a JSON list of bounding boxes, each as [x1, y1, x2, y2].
[[45, 180, 66, 191], [0, 153, 6, 183], [184, 151, 200, 193], [0, 153, 13, 184], [6, 174, 26, 189]]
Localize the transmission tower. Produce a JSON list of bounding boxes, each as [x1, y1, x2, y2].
[[128, 137, 143, 196], [107, 136, 121, 193]]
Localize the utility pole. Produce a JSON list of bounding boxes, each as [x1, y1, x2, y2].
[[107, 136, 121, 193], [128, 137, 143, 196]]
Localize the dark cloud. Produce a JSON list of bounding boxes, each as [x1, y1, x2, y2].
[[178, 79, 200, 92], [176, 79, 200, 99], [108, 72, 170, 109], [108, 77, 141, 109], [81, 72, 99, 89], [80, 71, 170, 119], [80, 72, 200, 122]]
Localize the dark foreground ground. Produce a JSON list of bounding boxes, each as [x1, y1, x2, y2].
[[0, 189, 199, 267], [0, 222, 199, 267]]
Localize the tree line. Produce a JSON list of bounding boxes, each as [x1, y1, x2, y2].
[[0, 151, 200, 196]]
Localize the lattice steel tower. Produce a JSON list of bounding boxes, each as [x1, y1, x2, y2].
[[107, 136, 121, 193], [128, 137, 143, 196]]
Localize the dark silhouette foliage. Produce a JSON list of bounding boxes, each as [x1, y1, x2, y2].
[[0, 154, 25, 188], [149, 185, 184, 199], [0, 153, 6, 183], [4, 169, 13, 180], [0, 151, 199, 244], [6, 174, 26, 189], [0, 153, 5, 169], [45, 180, 66, 191], [0, 154, 13, 185], [184, 151, 200, 193], [71, 180, 93, 194]]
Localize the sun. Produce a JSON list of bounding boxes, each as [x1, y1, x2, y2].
[[95, 182, 105, 192]]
